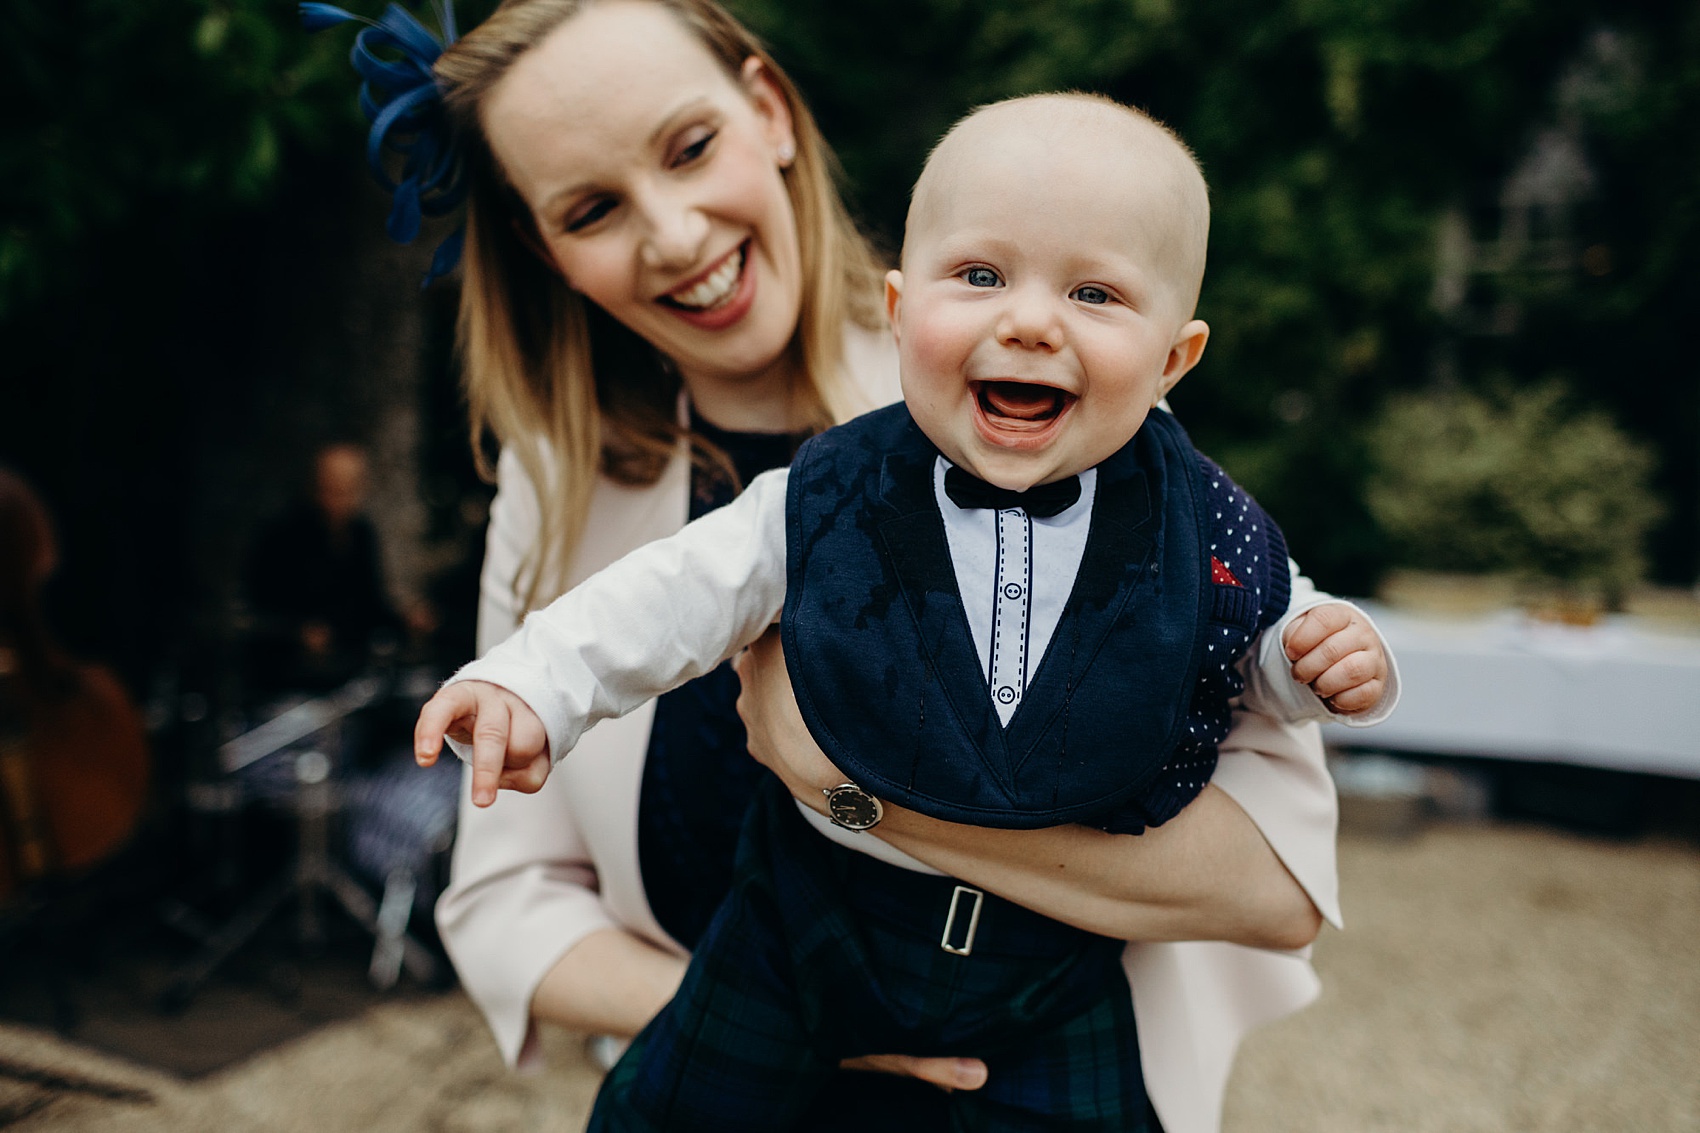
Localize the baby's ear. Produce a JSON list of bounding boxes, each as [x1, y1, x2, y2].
[[1159, 319, 1209, 399], [884, 270, 905, 340]]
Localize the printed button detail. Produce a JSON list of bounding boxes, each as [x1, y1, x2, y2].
[[988, 510, 1033, 726]]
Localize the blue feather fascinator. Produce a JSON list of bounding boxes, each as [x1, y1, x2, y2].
[[302, 2, 467, 287]]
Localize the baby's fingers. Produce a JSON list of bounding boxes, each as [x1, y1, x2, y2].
[[1289, 623, 1378, 687], [1310, 652, 1385, 714], [1282, 603, 1354, 663], [415, 686, 479, 767], [469, 699, 514, 808], [499, 750, 553, 795]]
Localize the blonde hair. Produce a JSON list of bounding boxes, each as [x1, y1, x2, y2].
[[435, 0, 885, 611]]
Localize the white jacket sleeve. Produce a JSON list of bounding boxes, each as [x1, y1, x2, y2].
[[1134, 628, 1346, 1133], [437, 767, 622, 1069], [438, 448, 618, 1069], [1236, 559, 1401, 727], [446, 467, 792, 765]]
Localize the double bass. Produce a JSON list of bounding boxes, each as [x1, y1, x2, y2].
[[0, 661, 150, 901], [0, 470, 149, 904]]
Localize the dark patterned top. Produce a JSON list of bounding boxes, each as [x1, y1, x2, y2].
[[637, 412, 811, 950]]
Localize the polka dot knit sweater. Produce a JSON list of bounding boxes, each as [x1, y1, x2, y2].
[[1095, 452, 1290, 835]]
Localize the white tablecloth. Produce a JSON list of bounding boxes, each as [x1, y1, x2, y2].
[[1334, 603, 1700, 779]]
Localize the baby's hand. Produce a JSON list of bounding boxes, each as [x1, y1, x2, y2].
[[415, 680, 551, 807], [1281, 604, 1388, 716]]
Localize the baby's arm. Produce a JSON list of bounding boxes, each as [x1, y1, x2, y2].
[[1240, 560, 1400, 726], [414, 467, 793, 805]]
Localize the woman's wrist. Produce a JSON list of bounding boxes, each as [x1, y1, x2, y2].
[[529, 927, 688, 1039]]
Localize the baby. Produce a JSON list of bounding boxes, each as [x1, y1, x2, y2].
[[419, 94, 1395, 1131]]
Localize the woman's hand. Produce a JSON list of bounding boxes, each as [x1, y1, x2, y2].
[[534, 926, 990, 1093], [839, 1054, 988, 1092]]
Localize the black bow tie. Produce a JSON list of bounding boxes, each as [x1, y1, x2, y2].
[[944, 466, 1081, 518]]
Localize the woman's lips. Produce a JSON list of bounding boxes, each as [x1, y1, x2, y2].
[[658, 241, 757, 331], [970, 380, 1075, 449]]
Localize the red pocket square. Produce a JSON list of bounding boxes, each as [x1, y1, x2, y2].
[[1211, 557, 1244, 587]]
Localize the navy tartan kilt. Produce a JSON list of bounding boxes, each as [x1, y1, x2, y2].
[[589, 776, 1148, 1132]]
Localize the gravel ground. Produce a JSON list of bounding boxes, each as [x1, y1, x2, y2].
[[6, 819, 1698, 1132]]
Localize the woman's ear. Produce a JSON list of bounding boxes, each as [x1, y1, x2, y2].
[[741, 57, 796, 168], [510, 215, 566, 282]]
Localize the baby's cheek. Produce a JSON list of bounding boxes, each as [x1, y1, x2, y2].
[[899, 321, 972, 410], [903, 317, 967, 380]]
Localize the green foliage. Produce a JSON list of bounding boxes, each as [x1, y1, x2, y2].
[[1, 0, 1691, 587], [0, 0, 360, 315], [1365, 383, 1662, 596], [727, 0, 1698, 589]]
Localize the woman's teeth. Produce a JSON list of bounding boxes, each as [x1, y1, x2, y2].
[[669, 248, 744, 310]]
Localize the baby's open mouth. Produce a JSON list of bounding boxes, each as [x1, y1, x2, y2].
[[974, 381, 1075, 426]]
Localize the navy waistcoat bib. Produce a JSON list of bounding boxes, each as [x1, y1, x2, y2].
[[781, 404, 1271, 830]]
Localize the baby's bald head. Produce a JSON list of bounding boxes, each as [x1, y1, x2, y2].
[[905, 94, 1210, 317]]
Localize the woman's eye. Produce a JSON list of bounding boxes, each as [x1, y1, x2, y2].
[[565, 198, 615, 233], [673, 129, 717, 167], [1072, 285, 1111, 305], [964, 267, 1000, 288]]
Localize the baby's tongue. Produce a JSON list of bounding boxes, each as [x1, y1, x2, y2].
[[982, 382, 1057, 420]]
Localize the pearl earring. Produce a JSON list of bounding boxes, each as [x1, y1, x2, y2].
[[777, 140, 796, 167]]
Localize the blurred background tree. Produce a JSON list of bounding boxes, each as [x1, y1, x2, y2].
[[732, 0, 1698, 597], [2, 0, 461, 696], [1, 0, 1694, 694], [1365, 383, 1663, 607], [1, 0, 355, 312]]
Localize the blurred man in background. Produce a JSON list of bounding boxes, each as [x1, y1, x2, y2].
[[243, 443, 432, 697]]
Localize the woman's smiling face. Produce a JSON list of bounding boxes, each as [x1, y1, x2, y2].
[[482, 0, 802, 405]]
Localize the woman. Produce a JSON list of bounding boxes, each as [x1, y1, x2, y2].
[[418, 3, 1344, 1130]]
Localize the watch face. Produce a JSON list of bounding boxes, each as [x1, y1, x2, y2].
[[826, 785, 882, 830]]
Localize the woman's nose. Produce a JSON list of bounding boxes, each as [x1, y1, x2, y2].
[[637, 186, 709, 272], [996, 286, 1064, 351]]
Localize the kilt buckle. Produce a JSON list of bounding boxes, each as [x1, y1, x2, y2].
[[940, 885, 984, 956]]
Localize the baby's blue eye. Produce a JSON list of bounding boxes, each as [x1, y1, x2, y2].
[[1072, 285, 1110, 305], [964, 267, 1000, 288]]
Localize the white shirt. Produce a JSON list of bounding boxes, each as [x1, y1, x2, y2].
[[935, 458, 1099, 725]]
